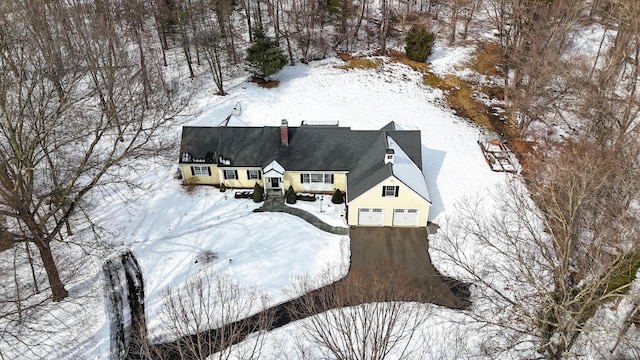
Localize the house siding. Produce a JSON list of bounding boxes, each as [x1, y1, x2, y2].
[[283, 171, 347, 193], [181, 164, 219, 185], [219, 167, 264, 189], [347, 175, 430, 227]]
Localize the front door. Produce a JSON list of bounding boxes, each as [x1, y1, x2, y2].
[[270, 177, 280, 189]]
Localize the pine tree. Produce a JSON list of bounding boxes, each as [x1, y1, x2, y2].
[[405, 26, 436, 62], [245, 26, 287, 80], [286, 185, 297, 204], [331, 189, 345, 204], [253, 182, 264, 203]]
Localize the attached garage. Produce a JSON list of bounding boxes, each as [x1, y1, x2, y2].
[[358, 208, 384, 226], [392, 209, 420, 226]]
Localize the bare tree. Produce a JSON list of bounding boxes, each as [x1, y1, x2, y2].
[[288, 267, 432, 360], [0, 0, 189, 302], [140, 270, 274, 360], [282, 0, 330, 63], [0, 241, 101, 358], [190, 0, 233, 95], [576, 0, 640, 147], [329, 0, 369, 52], [485, 0, 586, 135], [447, 0, 480, 44], [433, 140, 640, 359]]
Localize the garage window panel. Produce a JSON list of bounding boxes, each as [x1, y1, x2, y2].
[[358, 208, 384, 226], [392, 208, 420, 226]]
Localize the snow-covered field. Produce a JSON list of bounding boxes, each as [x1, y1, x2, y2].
[[5, 44, 515, 359], [187, 47, 511, 359]]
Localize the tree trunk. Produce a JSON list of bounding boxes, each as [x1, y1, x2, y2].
[[449, 2, 459, 45], [36, 241, 68, 301], [25, 241, 40, 294]]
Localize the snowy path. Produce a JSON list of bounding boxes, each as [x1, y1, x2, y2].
[[103, 252, 146, 360]]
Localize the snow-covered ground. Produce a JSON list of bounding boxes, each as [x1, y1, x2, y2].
[[128, 185, 350, 342], [286, 198, 348, 228], [4, 44, 515, 359], [187, 47, 512, 359]]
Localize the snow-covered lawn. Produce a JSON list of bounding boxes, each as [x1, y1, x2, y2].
[[103, 169, 350, 343], [286, 198, 348, 228], [6, 44, 515, 359]]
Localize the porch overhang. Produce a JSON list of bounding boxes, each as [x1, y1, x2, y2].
[[263, 160, 285, 178]]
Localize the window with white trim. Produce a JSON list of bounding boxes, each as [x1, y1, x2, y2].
[[382, 185, 399, 197], [223, 169, 238, 180], [300, 173, 334, 184], [192, 166, 210, 176], [247, 170, 261, 180]]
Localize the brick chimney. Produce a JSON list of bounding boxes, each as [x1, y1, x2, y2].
[[280, 119, 289, 146]]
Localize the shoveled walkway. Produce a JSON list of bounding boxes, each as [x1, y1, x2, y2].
[[258, 196, 349, 235]]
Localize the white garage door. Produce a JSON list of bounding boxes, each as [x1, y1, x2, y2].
[[392, 209, 420, 226], [358, 208, 384, 226]]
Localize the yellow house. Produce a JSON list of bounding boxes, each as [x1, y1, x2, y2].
[[179, 120, 431, 227]]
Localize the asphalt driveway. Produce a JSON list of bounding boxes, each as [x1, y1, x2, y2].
[[349, 226, 466, 309]]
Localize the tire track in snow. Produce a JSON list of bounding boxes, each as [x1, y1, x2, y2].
[[103, 251, 146, 360]]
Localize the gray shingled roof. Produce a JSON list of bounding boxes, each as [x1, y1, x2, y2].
[[345, 132, 392, 202], [380, 121, 400, 131], [179, 123, 426, 202]]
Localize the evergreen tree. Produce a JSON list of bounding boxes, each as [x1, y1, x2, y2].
[[245, 26, 287, 80], [286, 185, 297, 204], [253, 182, 264, 203], [331, 189, 345, 204], [404, 26, 436, 62]]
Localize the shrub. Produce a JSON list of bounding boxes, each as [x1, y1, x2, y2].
[[253, 182, 264, 203], [405, 26, 436, 62], [234, 190, 254, 199], [331, 189, 345, 204], [286, 185, 297, 204], [196, 250, 218, 264], [296, 193, 316, 202], [219, 183, 226, 192]]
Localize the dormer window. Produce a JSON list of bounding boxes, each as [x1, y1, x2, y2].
[[385, 149, 395, 164]]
